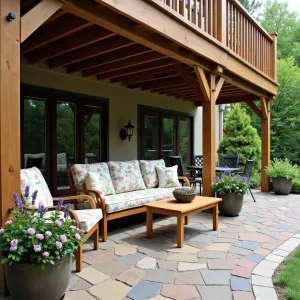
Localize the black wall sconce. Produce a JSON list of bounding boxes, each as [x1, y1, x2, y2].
[[120, 120, 134, 141]]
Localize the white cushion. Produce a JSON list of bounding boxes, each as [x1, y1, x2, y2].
[[156, 165, 181, 188], [85, 171, 106, 201], [75, 209, 103, 232]]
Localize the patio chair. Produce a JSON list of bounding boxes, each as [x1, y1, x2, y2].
[[243, 159, 256, 202], [20, 167, 103, 272], [220, 156, 239, 168], [193, 155, 203, 178], [168, 155, 202, 195]]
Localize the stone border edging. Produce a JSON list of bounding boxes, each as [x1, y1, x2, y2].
[[251, 233, 300, 300]]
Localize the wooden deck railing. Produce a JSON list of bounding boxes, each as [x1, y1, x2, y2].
[[158, 0, 276, 80]]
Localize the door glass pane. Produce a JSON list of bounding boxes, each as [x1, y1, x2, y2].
[[85, 106, 101, 163], [23, 98, 46, 177], [56, 102, 75, 190], [143, 116, 158, 160], [162, 118, 175, 161], [179, 119, 190, 173]]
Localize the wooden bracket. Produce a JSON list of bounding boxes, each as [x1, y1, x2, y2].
[[246, 101, 263, 119], [214, 76, 225, 100], [260, 97, 269, 120], [194, 66, 210, 102], [21, 0, 63, 43]]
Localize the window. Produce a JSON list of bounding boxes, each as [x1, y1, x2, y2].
[[21, 85, 108, 196]]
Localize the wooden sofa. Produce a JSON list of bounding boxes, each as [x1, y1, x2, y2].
[[67, 160, 190, 241]]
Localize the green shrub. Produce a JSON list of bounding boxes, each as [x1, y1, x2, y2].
[[291, 179, 300, 194], [266, 158, 299, 180], [250, 170, 261, 188]]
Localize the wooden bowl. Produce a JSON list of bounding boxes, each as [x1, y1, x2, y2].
[[173, 192, 196, 203]]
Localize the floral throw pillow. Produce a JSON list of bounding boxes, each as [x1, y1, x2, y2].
[[140, 159, 166, 188], [108, 160, 146, 194], [85, 171, 106, 202], [156, 165, 181, 188]]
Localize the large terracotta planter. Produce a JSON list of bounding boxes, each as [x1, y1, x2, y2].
[[4, 255, 72, 300], [272, 178, 293, 195], [218, 193, 244, 217]]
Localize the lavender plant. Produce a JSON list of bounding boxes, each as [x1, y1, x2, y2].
[[173, 187, 197, 195], [0, 187, 85, 270], [211, 171, 250, 196]]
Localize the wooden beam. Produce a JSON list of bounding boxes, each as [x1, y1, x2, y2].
[[21, 14, 90, 53], [214, 77, 225, 100], [246, 100, 263, 119], [21, 0, 63, 43], [194, 66, 210, 102], [152, 83, 188, 93], [260, 97, 268, 120], [261, 98, 270, 192], [28, 26, 115, 63], [49, 36, 134, 68], [67, 44, 151, 73], [0, 0, 21, 295], [177, 64, 203, 99]]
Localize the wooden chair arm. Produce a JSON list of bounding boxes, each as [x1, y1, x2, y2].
[[69, 188, 105, 211], [53, 195, 96, 209], [178, 176, 191, 187]]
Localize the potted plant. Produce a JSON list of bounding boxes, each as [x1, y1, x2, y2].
[[0, 188, 85, 300], [173, 187, 197, 203], [211, 171, 250, 216], [266, 158, 299, 195]]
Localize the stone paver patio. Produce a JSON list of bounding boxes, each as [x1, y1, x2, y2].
[[2, 191, 299, 300]]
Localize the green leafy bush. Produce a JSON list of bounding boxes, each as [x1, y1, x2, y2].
[[173, 187, 196, 196], [266, 158, 299, 180], [291, 179, 300, 194], [250, 170, 261, 188]]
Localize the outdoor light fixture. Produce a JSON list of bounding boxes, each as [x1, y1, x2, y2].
[[120, 120, 134, 141]]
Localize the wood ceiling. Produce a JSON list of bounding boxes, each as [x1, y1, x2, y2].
[[21, 2, 254, 106]]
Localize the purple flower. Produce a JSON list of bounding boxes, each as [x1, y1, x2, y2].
[[5, 220, 12, 226], [38, 204, 47, 217], [32, 190, 38, 206], [10, 239, 18, 247], [28, 228, 35, 235], [24, 185, 30, 198], [56, 198, 64, 211], [36, 234, 44, 240], [9, 246, 17, 251], [45, 231, 52, 237], [74, 233, 81, 240], [56, 241, 62, 249], [64, 204, 70, 218], [34, 245, 41, 252], [0, 229, 4, 234], [60, 235, 67, 243], [13, 192, 19, 208], [42, 251, 49, 257], [18, 200, 24, 212], [55, 220, 62, 227], [224, 169, 232, 176]]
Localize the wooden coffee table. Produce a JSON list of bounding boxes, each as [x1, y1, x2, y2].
[[144, 196, 222, 248]]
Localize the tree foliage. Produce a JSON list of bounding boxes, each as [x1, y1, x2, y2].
[[239, 0, 262, 16], [218, 104, 261, 172]]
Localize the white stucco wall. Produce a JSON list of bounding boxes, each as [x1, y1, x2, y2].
[[21, 59, 220, 161]]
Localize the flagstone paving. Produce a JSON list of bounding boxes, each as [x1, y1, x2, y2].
[[2, 191, 299, 300]]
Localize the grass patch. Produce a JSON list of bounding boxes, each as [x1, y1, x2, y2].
[[274, 248, 300, 300]]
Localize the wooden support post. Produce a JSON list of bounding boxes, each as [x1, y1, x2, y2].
[[261, 97, 270, 192], [0, 0, 21, 295]]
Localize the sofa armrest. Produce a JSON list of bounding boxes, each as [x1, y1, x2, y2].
[[178, 176, 191, 187], [69, 188, 105, 211], [53, 195, 96, 209]]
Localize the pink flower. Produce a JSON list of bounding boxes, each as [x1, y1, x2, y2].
[[55, 220, 62, 227], [5, 220, 12, 226], [74, 233, 81, 240], [10, 239, 18, 247], [0, 229, 4, 234], [70, 225, 76, 230], [45, 231, 52, 237], [34, 245, 41, 252], [56, 241, 62, 249], [27, 228, 35, 235], [60, 235, 67, 243], [42, 252, 49, 257], [9, 246, 17, 251], [36, 234, 44, 240]]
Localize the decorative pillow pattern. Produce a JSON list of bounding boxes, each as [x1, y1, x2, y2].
[[108, 160, 146, 194], [140, 159, 166, 188], [156, 165, 181, 188], [75, 209, 103, 232], [70, 163, 115, 195], [20, 167, 53, 208], [85, 171, 106, 202]]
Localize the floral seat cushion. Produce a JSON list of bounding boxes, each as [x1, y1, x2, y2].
[[104, 187, 175, 213], [75, 209, 103, 232], [140, 159, 166, 188], [21, 167, 53, 208], [108, 160, 146, 194], [70, 163, 115, 195]]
